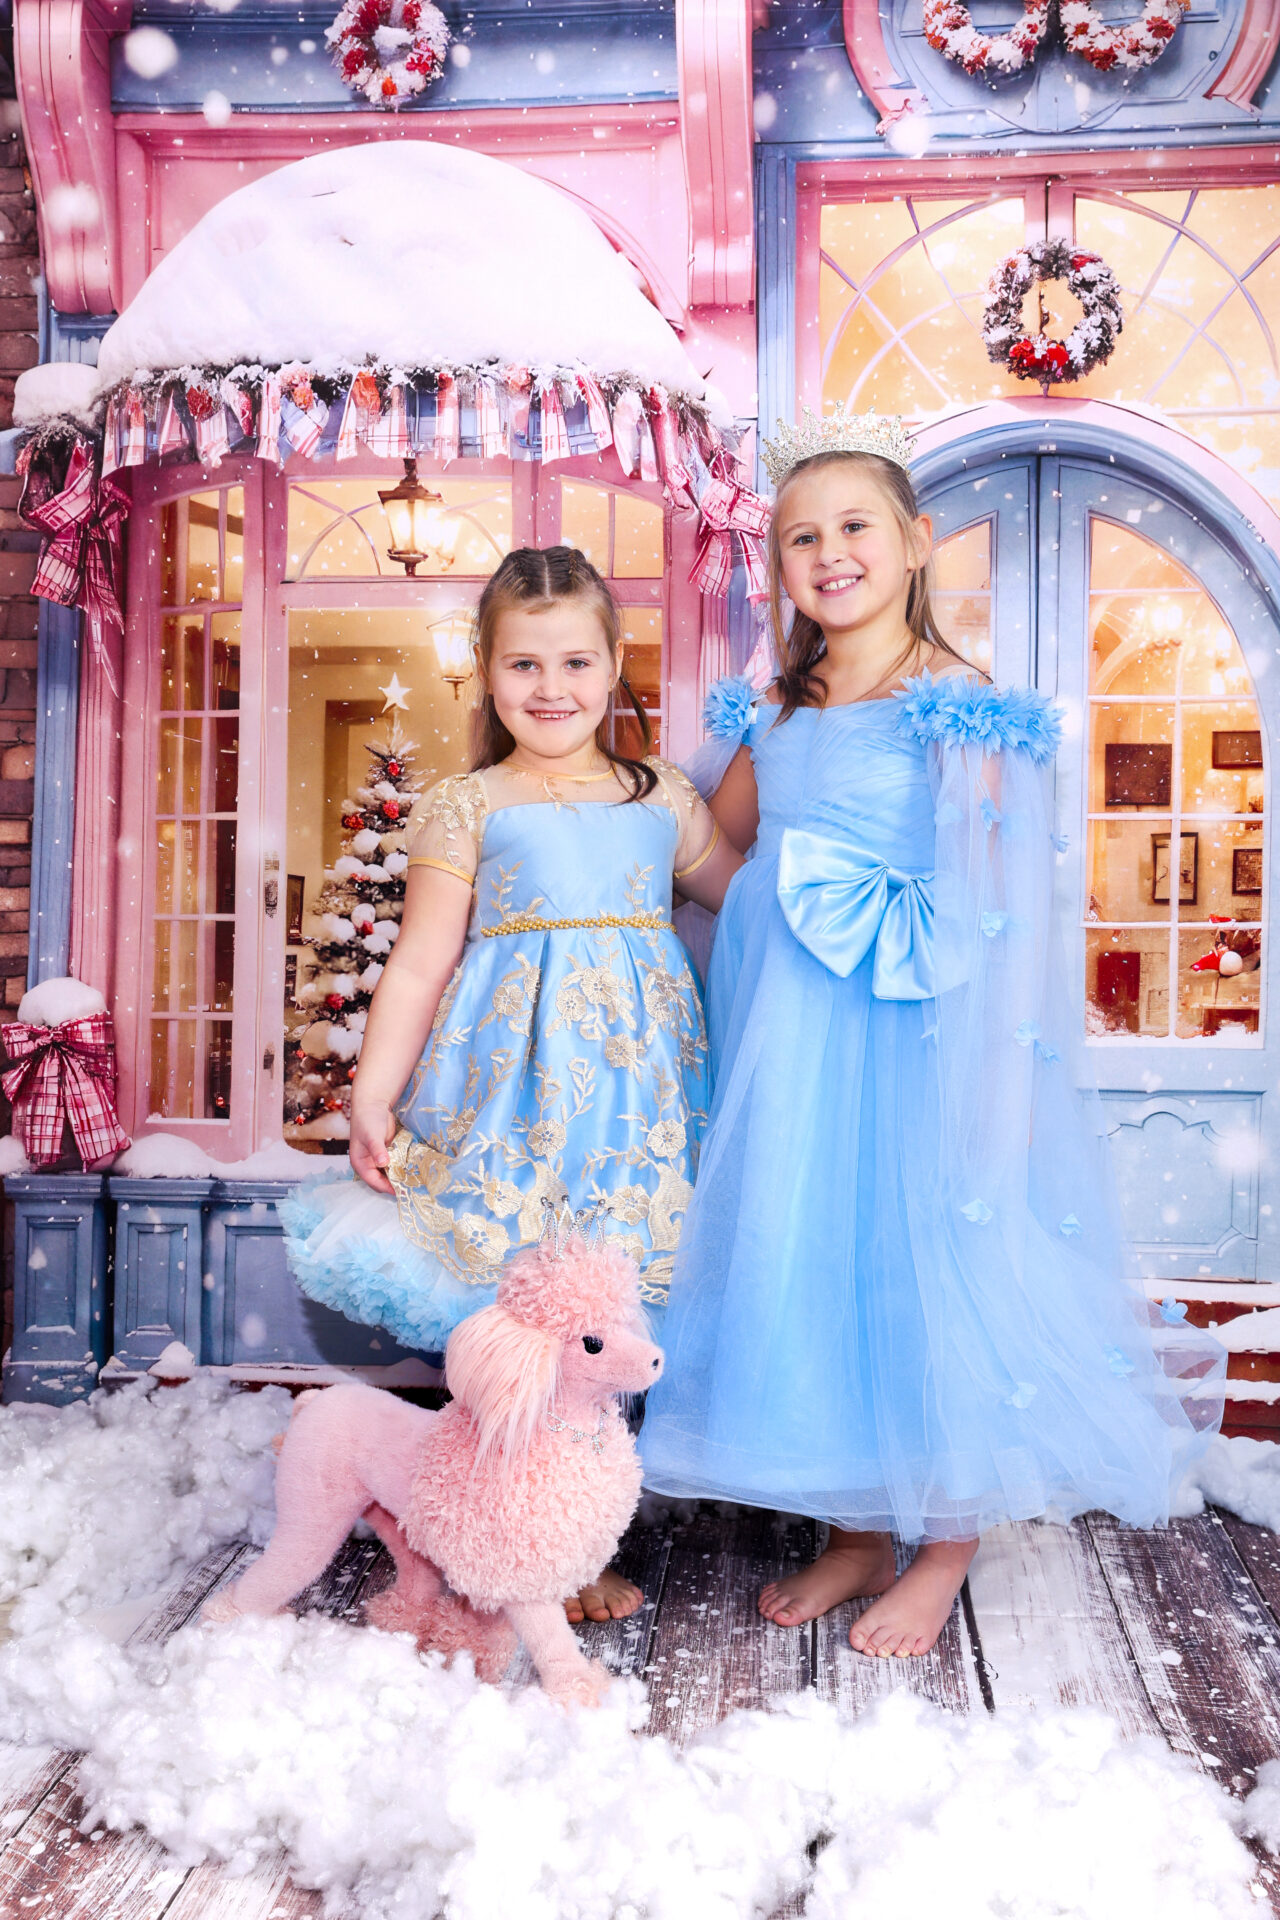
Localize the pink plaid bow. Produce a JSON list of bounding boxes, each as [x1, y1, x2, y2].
[[1, 1011, 130, 1169], [21, 439, 129, 683], [690, 475, 771, 600]]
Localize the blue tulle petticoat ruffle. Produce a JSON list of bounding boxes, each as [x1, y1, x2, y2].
[[278, 1172, 495, 1354]]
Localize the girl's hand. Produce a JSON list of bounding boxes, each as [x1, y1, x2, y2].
[[350, 1102, 397, 1194]]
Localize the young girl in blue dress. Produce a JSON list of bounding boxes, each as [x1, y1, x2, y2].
[[640, 411, 1222, 1659], [281, 544, 741, 1620]]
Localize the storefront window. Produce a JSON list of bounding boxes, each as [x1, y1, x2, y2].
[[818, 183, 1280, 510], [932, 521, 993, 673], [151, 488, 243, 1118], [1084, 520, 1264, 1041], [286, 479, 513, 579]]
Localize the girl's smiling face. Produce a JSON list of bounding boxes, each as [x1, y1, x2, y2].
[[484, 600, 619, 765], [777, 461, 931, 643]]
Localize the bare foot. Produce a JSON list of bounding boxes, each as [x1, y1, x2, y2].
[[848, 1538, 978, 1658], [565, 1567, 643, 1625], [759, 1529, 896, 1627]]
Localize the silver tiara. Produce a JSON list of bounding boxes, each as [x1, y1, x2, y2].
[[760, 403, 914, 489], [539, 1196, 614, 1255]]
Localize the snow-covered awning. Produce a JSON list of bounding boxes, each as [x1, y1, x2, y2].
[[15, 142, 730, 480]]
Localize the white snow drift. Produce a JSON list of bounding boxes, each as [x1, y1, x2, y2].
[[91, 142, 705, 398], [0, 1378, 1275, 1919]]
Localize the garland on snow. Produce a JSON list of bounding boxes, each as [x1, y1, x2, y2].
[[326, 0, 450, 108], [924, 0, 1187, 75], [982, 240, 1123, 386], [18, 363, 767, 614]]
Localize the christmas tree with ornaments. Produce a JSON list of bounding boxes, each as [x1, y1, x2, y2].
[[283, 724, 423, 1145]]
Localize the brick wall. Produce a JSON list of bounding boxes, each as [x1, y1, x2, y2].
[[0, 111, 43, 1369]]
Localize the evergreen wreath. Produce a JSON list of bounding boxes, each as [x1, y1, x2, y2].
[[983, 240, 1123, 386], [922, 0, 1051, 74], [1060, 0, 1189, 71], [326, 0, 450, 108]]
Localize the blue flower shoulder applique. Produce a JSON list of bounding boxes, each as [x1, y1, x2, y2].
[[702, 672, 765, 744], [893, 670, 1063, 763]]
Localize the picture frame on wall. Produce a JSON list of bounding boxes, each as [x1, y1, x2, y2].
[[1152, 831, 1198, 906], [1233, 846, 1264, 896], [286, 874, 306, 944], [1105, 742, 1172, 808], [1212, 729, 1263, 770]]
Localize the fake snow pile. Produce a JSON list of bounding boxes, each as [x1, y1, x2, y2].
[[91, 142, 705, 399], [111, 1132, 324, 1179], [1175, 1432, 1280, 1533], [0, 1375, 287, 1636], [0, 1379, 1273, 1920]]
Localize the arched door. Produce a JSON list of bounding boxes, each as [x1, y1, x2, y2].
[[923, 453, 1278, 1284]]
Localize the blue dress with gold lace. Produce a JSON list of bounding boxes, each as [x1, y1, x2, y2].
[[640, 673, 1223, 1541], [280, 760, 713, 1352]]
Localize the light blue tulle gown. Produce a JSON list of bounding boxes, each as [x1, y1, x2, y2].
[[281, 769, 710, 1353], [641, 673, 1224, 1541]]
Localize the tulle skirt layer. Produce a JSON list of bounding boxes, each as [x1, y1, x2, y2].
[[277, 1174, 480, 1356], [640, 864, 1224, 1542]]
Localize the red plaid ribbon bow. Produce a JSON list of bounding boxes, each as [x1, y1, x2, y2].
[[20, 439, 129, 686], [690, 474, 772, 601], [1, 1012, 130, 1169]]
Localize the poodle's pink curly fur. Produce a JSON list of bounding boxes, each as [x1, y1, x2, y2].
[[203, 1235, 662, 1707]]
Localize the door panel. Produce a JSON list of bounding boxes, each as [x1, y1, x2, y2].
[[921, 451, 1280, 1280]]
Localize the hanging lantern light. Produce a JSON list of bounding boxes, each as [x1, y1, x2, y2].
[[377, 456, 446, 576]]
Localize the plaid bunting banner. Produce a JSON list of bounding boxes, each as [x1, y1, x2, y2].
[[538, 379, 571, 464], [435, 373, 460, 462], [474, 375, 504, 459], [578, 373, 614, 452], [1, 1012, 130, 1169]]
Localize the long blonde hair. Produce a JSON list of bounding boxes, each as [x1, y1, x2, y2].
[[767, 450, 963, 723], [469, 545, 656, 801]]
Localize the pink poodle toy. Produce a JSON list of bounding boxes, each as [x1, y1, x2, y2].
[[204, 1209, 662, 1707]]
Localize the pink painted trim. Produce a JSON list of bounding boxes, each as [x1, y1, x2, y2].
[[14, 0, 127, 312], [841, 0, 929, 122], [798, 147, 1280, 195], [912, 396, 1280, 556], [677, 0, 755, 308], [1207, 0, 1278, 108]]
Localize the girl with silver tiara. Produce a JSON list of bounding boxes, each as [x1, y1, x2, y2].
[[640, 409, 1224, 1658]]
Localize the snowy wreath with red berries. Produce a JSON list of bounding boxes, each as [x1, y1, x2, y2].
[[1059, 0, 1189, 71], [982, 239, 1123, 386], [922, 0, 1049, 75], [326, 0, 450, 108]]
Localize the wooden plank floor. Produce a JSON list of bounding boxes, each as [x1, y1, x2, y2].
[[4, 1507, 1280, 1916]]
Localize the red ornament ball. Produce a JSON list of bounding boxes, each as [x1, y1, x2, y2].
[[325, 992, 346, 1012], [386, 760, 401, 778], [382, 800, 401, 821], [342, 812, 364, 830]]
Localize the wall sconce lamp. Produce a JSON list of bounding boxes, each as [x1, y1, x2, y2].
[[431, 622, 473, 700]]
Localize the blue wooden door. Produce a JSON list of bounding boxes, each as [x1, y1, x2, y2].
[[924, 453, 1278, 1283]]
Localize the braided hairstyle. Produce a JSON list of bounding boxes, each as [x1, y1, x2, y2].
[[469, 546, 657, 801]]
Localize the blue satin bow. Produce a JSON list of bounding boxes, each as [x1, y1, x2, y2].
[[776, 827, 938, 1000]]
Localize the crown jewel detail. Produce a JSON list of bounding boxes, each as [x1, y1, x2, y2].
[[760, 404, 915, 488], [539, 1196, 614, 1255]]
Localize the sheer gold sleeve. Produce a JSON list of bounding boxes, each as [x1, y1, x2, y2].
[[403, 773, 488, 886], [647, 756, 721, 880]]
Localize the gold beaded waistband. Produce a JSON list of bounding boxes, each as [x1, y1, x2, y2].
[[481, 910, 674, 937]]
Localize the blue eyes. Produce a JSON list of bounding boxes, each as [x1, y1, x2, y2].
[[509, 658, 594, 672], [791, 521, 865, 547]]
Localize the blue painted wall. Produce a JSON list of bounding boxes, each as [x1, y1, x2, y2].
[[753, 0, 1279, 155]]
